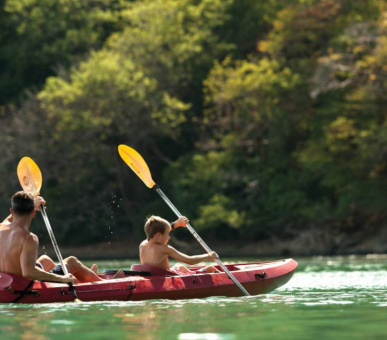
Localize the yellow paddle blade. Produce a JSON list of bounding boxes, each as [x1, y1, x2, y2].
[[17, 157, 42, 195], [118, 145, 156, 188]]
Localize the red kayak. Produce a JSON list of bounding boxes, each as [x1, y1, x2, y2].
[[0, 259, 297, 303]]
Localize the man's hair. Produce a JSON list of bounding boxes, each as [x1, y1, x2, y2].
[[11, 191, 35, 216], [144, 215, 170, 240]]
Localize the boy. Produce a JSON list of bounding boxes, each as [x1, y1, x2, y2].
[[139, 215, 219, 275]]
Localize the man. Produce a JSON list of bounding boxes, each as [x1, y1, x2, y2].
[[0, 191, 74, 283], [0, 191, 122, 283]]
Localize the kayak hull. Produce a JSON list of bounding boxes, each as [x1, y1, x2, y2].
[[0, 259, 297, 303]]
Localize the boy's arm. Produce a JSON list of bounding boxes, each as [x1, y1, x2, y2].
[[166, 245, 218, 265]]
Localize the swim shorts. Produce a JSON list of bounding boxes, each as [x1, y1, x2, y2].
[[50, 264, 65, 275]]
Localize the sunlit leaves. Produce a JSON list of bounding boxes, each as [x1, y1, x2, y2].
[[2, 0, 387, 246], [194, 194, 244, 231], [202, 56, 299, 153]]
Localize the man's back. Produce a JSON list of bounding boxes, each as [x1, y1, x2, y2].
[[0, 222, 30, 275]]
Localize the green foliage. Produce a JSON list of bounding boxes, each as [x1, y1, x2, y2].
[[203, 56, 300, 154], [195, 194, 244, 231], [1, 0, 387, 252], [0, 0, 128, 104]]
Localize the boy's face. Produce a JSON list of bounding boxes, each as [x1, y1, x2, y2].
[[158, 229, 170, 245]]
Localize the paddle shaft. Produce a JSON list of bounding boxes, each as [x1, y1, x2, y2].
[[40, 205, 79, 300], [154, 187, 250, 296]]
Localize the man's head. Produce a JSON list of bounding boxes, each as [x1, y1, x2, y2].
[[11, 191, 35, 216], [144, 215, 170, 240]]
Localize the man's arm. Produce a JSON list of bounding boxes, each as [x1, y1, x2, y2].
[[2, 214, 12, 224], [20, 234, 74, 283], [166, 245, 218, 265]]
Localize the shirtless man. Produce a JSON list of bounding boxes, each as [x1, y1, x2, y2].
[[1, 191, 124, 283], [0, 191, 74, 283]]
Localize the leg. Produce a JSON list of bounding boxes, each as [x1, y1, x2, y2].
[[91, 264, 98, 273], [202, 265, 220, 273], [171, 263, 192, 274], [64, 256, 103, 283], [90, 264, 125, 278], [37, 255, 56, 272], [64, 257, 125, 282]]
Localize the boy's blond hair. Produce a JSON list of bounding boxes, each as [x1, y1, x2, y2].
[[144, 215, 170, 240]]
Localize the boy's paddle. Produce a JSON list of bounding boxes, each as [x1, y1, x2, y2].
[[17, 157, 81, 302], [118, 145, 250, 296]]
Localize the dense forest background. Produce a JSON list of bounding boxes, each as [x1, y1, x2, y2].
[[1, 0, 387, 257]]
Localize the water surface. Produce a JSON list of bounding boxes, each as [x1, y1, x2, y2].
[[0, 255, 386, 339]]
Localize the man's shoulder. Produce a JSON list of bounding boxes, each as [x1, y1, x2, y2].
[[22, 231, 39, 245]]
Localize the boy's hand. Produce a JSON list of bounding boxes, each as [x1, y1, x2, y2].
[[208, 251, 219, 260], [174, 216, 189, 228]]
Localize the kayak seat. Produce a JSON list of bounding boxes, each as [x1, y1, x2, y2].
[[130, 264, 177, 277]]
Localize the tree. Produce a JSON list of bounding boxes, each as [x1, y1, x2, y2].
[[0, 0, 128, 105]]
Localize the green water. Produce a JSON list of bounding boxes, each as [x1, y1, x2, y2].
[[0, 255, 386, 340]]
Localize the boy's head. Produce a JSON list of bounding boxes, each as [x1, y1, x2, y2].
[[144, 215, 170, 240], [11, 191, 35, 216]]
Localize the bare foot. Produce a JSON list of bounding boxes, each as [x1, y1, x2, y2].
[[91, 264, 98, 273], [113, 269, 125, 279]]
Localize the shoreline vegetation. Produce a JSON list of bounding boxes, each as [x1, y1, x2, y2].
[[41, 231, 387, 261], [2, 1, 387, 252]]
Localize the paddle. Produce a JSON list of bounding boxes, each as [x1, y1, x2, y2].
[[118, 145, 250, 296], [17, 157, 81, 302]]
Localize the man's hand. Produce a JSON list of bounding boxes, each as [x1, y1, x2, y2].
[[61, 274, 75, 284], [34, 196, 46, 211]]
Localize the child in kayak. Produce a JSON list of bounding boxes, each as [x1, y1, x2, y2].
[[139, 215, 219, 275]]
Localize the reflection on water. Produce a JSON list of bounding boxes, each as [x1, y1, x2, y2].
[[0, 255, 386, 340], [178, 334, 236, 340]]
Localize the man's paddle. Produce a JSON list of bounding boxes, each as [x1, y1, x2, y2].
[[17, 157, 81, 302], [118, 145, 250, 296]]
